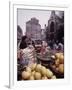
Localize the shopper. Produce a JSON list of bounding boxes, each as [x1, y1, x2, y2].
[[19, 36, 28, 49], [58, 42, 64, 52]]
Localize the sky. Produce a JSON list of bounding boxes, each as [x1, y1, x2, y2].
[[17, 9, 62, 35]]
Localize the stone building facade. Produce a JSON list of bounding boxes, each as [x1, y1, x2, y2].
[[41, 24, 46, 41], [26, 18, 41, 42], [46, 11, 64, 43], [17, 25, 23, 45]]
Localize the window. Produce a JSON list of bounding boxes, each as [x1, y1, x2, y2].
[[50, 22, 54, 32]]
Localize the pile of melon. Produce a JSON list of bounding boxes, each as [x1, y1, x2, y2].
[[22, 63, 56, 80], [51, 52, 64, 74]]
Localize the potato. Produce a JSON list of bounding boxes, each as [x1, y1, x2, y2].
[[58, 64, 64, 74], [34, 72, 41, 80], [29, 75, 34, 80], [30, 63, 37, 71], [36, 64, 42, 72], [51, 75, 56, 79], [22, 71, 31, 80], [46, 69, 53, 78], [41, 66, 47, 76], [26, 67, 31, 73]]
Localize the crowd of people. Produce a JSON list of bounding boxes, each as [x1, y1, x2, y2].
[[17, 35, 64, 67]]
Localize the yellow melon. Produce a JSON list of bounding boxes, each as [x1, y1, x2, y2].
[[36, 64, 42, 72], [34, 72, 41, 80], [51, 75, 56, 79], [55, 53, 61, 59], [46, 69, 53, 78], [42, 76, 48, 80], [30, 63, 37, 71], [41, 66, 47, 76], [22, 71, 31, 80], [31, 71, 35, 76], [59, 54, 64, 64], [26, 67, 31, 73], [29, 75, 34, 80], [58, 64, 64, 74], [55, 59, 60, 67]]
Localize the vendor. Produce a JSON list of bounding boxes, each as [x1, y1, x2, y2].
[[17, 36, 36, 66], [17, 36, 28, 59], [40, 41, 48, 55]]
